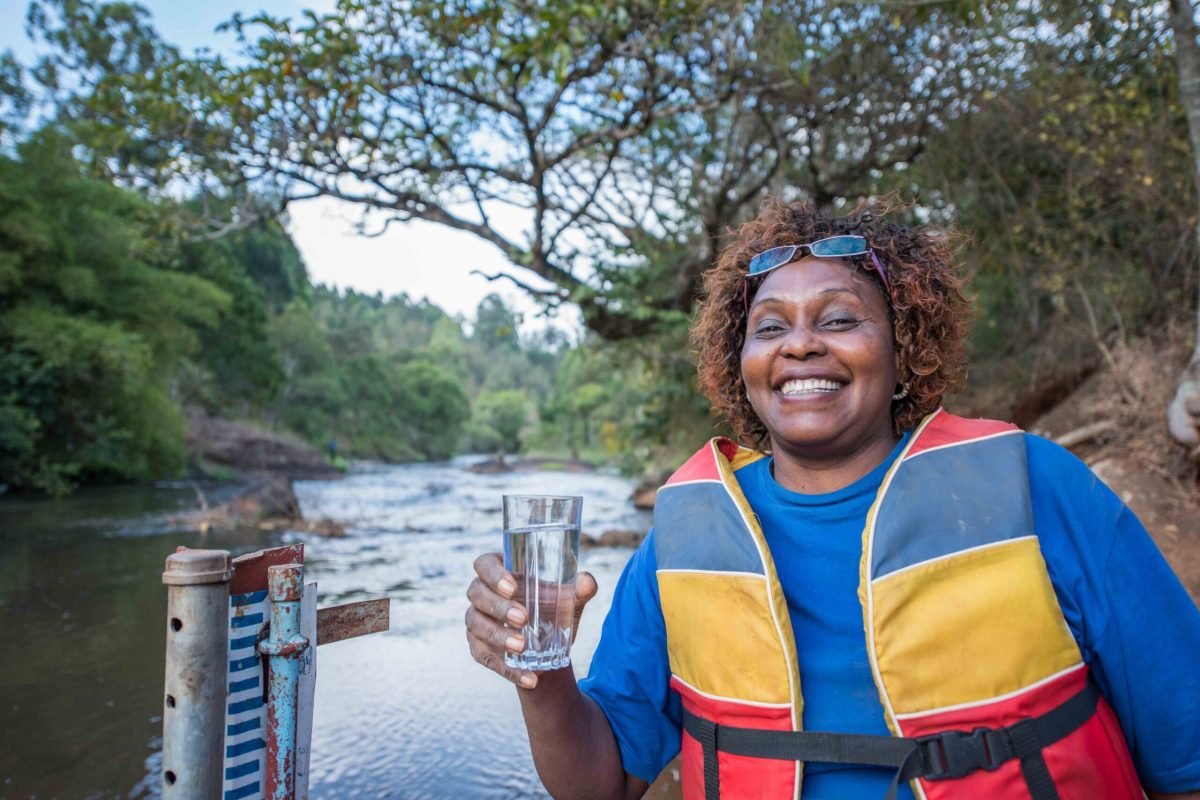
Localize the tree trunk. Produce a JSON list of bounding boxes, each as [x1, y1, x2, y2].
[[1167, 0, 1200, 449]]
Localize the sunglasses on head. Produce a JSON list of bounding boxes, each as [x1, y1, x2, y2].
[[746, 235, 891, 294]]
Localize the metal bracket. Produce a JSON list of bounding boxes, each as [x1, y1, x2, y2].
[[316, 598, 391, 646]]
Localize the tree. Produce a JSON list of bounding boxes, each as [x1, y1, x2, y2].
[[472, 294, 522, 352], [1167, 0, 1200, 449], [26, 0, 990, 339], [427, 315, 469, 377], [907, 3, 1189, 345], [393, 359, 471, 459], [0, 51, 31, 142], [179, 227, 294, 413], [269, 299, 345, 442], [21, 0, 281, 234], [0, 131, 230, 492], [470, 390, 529, 454], [221, 218, 309, 313]]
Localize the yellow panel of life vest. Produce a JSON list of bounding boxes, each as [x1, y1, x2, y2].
[[868, 536, 1082, 715], [658, 570, 795, 705]]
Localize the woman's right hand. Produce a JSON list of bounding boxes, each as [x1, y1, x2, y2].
[[465, 552, 598, 690]]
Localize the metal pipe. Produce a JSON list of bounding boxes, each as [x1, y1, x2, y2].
[[161, 548, 233, 799], [259, 563, 309, 800]]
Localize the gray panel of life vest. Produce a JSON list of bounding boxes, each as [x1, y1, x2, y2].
[[653, 481, 766, 575], [870, 432, 1034, 580]]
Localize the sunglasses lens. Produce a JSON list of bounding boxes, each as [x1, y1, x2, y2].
[[748, 246, 798, 275], [809, 236, 868, 257]]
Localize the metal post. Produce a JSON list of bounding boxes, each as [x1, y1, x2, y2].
[[161, 548, 233, 799], [259, 563, 309, 800]]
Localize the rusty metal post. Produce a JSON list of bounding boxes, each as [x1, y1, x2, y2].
[[259, 563, 309, 800], [161, 548, 233, 799]]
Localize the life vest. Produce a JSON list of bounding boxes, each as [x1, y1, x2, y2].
[[653, 409, 1142, 800]]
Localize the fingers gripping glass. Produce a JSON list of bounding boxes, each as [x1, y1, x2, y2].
[[744, 235, 891, 306]]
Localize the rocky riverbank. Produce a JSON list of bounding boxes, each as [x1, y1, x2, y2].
[[175, 408, 345, 535], [186, 408, 342, 481]]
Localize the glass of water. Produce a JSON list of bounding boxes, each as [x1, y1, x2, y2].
[[502, 495, 582, 671]]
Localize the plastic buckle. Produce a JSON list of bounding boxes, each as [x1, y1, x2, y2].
[[919, 727, 1004, 780]]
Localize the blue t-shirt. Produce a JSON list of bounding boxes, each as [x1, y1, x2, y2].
[[579, 433, 1200, 797]]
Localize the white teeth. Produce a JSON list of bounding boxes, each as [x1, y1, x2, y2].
[[780, 378, 843, 395]]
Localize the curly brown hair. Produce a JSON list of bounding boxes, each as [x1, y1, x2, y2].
[[691, 196, 972, 448]]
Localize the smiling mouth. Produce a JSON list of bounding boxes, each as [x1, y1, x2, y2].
[[779, 378, 845, 396]]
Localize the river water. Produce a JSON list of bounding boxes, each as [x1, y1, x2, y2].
[[0, 459, 650, 799]]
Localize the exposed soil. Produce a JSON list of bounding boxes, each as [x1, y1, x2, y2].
[[1014, 335, 1200, 601]]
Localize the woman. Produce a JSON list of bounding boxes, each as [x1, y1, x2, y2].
[[465, 199, 1200, 800]]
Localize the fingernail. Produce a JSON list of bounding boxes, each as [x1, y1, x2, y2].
[[505, 636, 524, 652], [519, 673, 537, 689], [506, 608, 525, 625], [498, 578, 516, 597]]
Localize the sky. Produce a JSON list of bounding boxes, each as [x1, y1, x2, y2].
[[0, 0, 578, 334]]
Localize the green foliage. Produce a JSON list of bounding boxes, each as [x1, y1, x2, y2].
[[0, 50, 31, 140], [0, 128, 322, 493], [467, 390, 529, 455], [19, 0, 997, 341], [269, 290, 481, 462], [0, 129, 554, 490], [0, 132, 227, 492], [311, 285, 447, 361], [333, 354, 470, 461], [269, 299, 345, 443], [177, 231, 286, 413], [227, 219, 308, 312], [535, 319, 713, 471], [336, 355, 419, 461], [472, 295, 521, 352], [391, 360, 472, 460], [427, 315, 469, 376], [460, 294, 559, 406], [895, 1, 1195, 385]]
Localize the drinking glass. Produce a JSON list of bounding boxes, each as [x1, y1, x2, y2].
[[502, 495, 582, 670]]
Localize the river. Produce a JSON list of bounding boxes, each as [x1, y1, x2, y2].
[[0, 459, 650, 799]]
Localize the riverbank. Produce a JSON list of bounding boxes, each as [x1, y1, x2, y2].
[[186, 408, 342, 481], [465, 454, 601, 474], [174, 409, 347, 535], [178, 411, 658, 545]]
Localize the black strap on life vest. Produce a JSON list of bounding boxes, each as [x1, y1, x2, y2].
[[680, 679, 1100, 800]]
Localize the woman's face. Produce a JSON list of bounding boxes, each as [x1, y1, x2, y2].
[[740, 257, 898, 463]]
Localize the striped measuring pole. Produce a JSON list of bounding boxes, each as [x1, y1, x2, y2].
[[222, 545, 310, 800]]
